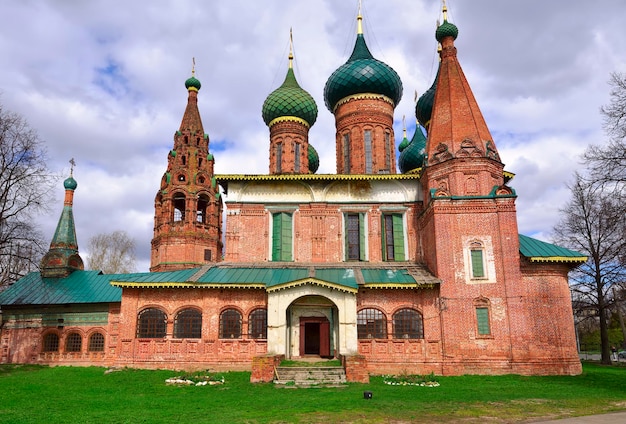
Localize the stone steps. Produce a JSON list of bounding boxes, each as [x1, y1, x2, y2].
[[274, 366, 347, 387]]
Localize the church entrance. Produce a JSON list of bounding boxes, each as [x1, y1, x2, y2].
[[300, 317, 330, 357]]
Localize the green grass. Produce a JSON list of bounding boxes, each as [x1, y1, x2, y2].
[[0, 362, 625, 423]]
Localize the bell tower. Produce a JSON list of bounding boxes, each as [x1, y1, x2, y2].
[[150, 63, 222, 272]]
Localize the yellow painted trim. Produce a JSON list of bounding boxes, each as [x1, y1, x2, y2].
[[265, 278, 358, 294], [333, 93, 394, 112], [110, 281, 265, 289], [362, 283, 437, 289], [527, 256, 588, 263], [215, 173, 420, 182], [268, 116, 310, 128], [503, 171, 515, 180], [187, 87, 199, 92]]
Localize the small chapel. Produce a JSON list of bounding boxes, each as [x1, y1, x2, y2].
[[0, 4, 587, 381]]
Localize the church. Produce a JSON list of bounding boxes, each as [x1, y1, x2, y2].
[[0, 4, 587, 382]]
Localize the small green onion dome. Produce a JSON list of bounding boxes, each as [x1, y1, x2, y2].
[[63, 176, 77, 190], [262, 68, 318, 127], [324, 34, 403, 111], [399, 124, 427, 173], [435, 19, 458, 42], [416, 68, 439, 129], [308, 144, 319, 174], [398, 133, 410, 153], [185, 76, 202, 91]]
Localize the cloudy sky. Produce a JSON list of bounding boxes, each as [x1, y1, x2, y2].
[[1, 0, 624, 272]]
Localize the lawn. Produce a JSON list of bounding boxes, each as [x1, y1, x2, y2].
[[0, 362, 625, 423]]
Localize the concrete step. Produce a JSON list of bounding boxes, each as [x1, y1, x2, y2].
[[274, 366, 347, 386]]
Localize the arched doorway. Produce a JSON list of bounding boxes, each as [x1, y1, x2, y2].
[[287, 295, 337, 358]]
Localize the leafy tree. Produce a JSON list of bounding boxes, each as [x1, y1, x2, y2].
[[553, 174, 626, 364], [86, 230, 137, 274], [0, 104, 55, 289]]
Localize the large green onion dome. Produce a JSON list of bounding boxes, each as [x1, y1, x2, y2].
[[308, 144, 319, 174], [416, 67, 439, 129], [185, 75, 201, 91], [262, 67, 318, 127], [399, 123, 427, 173], [324, 33, 403, 112]]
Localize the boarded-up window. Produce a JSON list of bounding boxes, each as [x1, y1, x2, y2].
[[470, 242, 485, 278], [476, 307, 491, 335], [272, 212, 292, 261], [343, 133, 351, 173], [294, 143, 301, 173], [364, 130, 372, 174], [382, 213, 405, 261]]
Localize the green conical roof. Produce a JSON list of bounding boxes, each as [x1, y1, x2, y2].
[[324, 34, 403, 111], [399, 124, 426, 173], [398, 133, 410, 152], [185, 75, 201, 91], [262, 67, 318, 127], [308, 144, 319, 174]]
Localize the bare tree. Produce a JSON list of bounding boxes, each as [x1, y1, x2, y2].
[[585, 72, 626, 190], [553, 174, 626, 364], [86, 230, 137, 274], [0, 104, 55, 289]]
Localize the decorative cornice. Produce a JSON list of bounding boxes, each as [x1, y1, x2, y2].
[[525, 256, 588, 264], [268, 116, 310, 129], [333, 93, 394, 112]]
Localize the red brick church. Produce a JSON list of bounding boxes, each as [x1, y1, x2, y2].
[[0, 5, 586, 381]]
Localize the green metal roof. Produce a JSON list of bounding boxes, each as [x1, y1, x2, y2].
[[315, 268, 358, 288], [0, 270, 122, 306], [519, 234, 587, 263], [198, 267, 309, 287]]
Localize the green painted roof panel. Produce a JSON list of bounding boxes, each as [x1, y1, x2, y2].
[[196, 267, 309, 286], [361, 269, 417, 284], [518, 234, 586, 259], [314, 268, 358, 288]]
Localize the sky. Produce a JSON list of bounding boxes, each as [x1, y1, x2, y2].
[[1, 0, 624, 272]]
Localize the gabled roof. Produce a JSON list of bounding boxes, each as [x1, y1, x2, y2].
[[519, 234, 587, 263]]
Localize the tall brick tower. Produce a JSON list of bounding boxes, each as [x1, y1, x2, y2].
[[262, 32, 319, 175], [418, 3, 522, 373], [324, 7, 402, 175], [150, 65, 222, 271]]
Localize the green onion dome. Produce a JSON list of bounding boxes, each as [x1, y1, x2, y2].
[[436, 19, 458, 42], [185, 75, 201, 91], [398, 132, 410, 153], [262, 67, 318, 127], [308, 144, 319, 174], [63, 176, 77, 190], [416, 68, 439, 129], [398, 124, 426, 173], [324, 34, 403, 112]]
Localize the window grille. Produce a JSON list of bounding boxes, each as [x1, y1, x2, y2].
[[174, 309, 202, 339], [136, 308, 167, 338], [392, 308, 424, 339], [357, 308, 387, 339], [220, 309, 242, 339], [65, 332, 82, 352], [88, 333, 105, 352], [248, 309, 268, 339], [43, 333, 59, 352]]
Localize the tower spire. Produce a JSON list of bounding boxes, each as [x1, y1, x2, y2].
[[289, 28, 294, 69], [357, 0, 363, 34], [40, 166, 84, 278]]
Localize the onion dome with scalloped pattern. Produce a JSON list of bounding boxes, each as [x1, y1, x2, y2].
[[399, 124, 426, 173], [262, 68, 318, 127], [436, 19, 458, 42], [185, 75, 201, 91], [324, 34, 403, 112], [308, 144, 319, 174], [63, 176, 77, 190], [416, 68, 439, 128]]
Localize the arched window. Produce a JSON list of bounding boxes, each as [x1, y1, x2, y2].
[[357, 308, 387, 339], [173, 193, 186, 222], [469, 241, 485, 278], [248, 309, 267, 339], [136, 308, 167, 338], [220, 309, 242, 339], [65, 332, 82, 352], [474, 298, 492, 336], [196, 194, 209, 224], [174, 309, 202, 339], [43, 333, 59, 352], [392, 308, 424, 339], [88, 332, 105, 352]]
